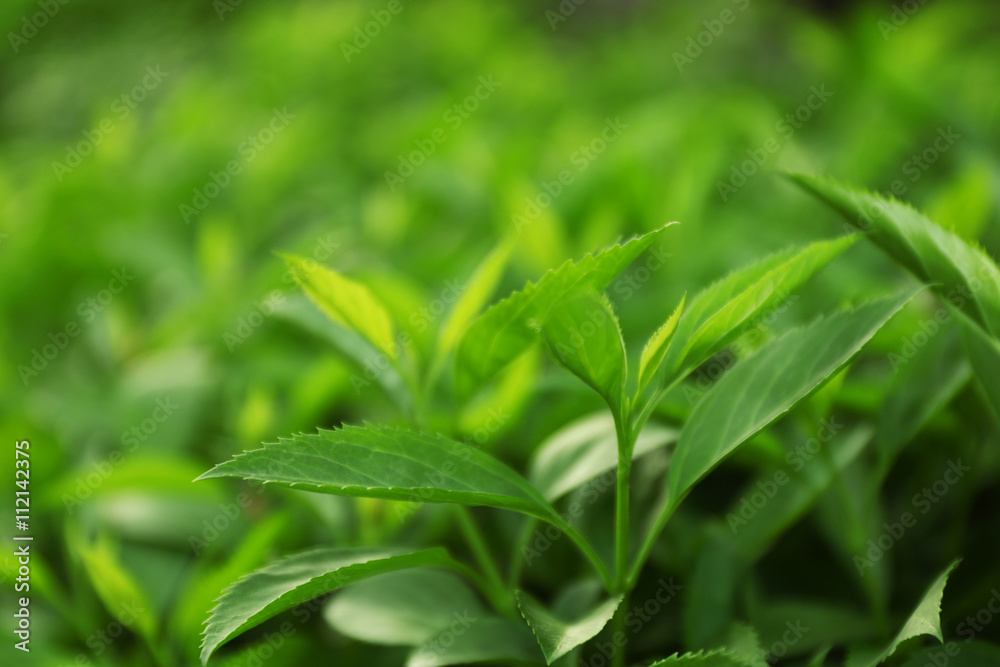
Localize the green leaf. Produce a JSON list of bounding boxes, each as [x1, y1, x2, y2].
[[529, 413, 677, 501], [667, 288, 920, 509], [455, 224, 676, 393], [846, 559, 961, 667], [537, 290, 626, 413], [198, 424, 559, 523], [76, 535, 159, 649], [199, 424, 613, 587], [406, 617, 543, 667], [712, 623, 768, 667], [788, 173, 1000, 337], [324, 568, 486, 646], [733, 426, 874, 561], [515, 591, 623, 664], [438, 241, 512, 357], [281, 253, 398, 360], [200, 547, 457, 664], [648, 649, 763, 666], [661, 235, 856, 383], [955, 308, 1000, 421], [639, 293, 686, 393], [877, 326, 970, 479]]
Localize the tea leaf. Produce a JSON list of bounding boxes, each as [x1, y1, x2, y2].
[[668, 288, 921, 511], [648, 649, 763, 666], [198, 424, 560, 523], [406, 617, 543, 666], [455, 224, 676, 393], [201, 547, 456, 664], [789, 173, 1000, 336], [282, 253, 398, 360], [845, 559, 961, 667], [638, 293, 685, 393], [663, 235, 856, 383], [324, 569, 486, 646], [516, 591, 623, 664], [529, 412, 676, 501], [537, 290, 626, 414], [438, 241, 512, 357]]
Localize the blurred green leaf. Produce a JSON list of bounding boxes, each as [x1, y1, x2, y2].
[[324, 569, 486, 646], [201, 547, 460, 664], [281, 253, 398, 360]]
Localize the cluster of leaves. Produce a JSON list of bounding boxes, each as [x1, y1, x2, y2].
[[197, 175, 1000, 666]]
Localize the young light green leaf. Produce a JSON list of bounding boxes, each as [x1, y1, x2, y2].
[[664, 235, 857, 382], [845, 559, 961, 667], [529, 412, 677, 501], [324, 569, 486, 646], [788, 173, 1000, 337], [455, 224, 676, 393], [406, 617, 543, 667], [639, 293, 686, 392], [281, 253, 398, 360], [537, 290, 626, 413], [198, 424, 560, 523], [667, 288, 921, 510], [515, 592, 623, 664], [648, 649, 764, 667], [437, 241, 512, 356], [201, 547, 457, 664]]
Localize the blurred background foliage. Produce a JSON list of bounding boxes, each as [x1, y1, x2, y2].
[[0, 0, 998, 665]]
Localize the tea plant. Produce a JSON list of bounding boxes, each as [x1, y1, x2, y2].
[[196, 175, 1000, 666]]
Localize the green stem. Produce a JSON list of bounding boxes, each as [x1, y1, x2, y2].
[[455, 506, 513, 615], [612, 403, 636, 667]]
